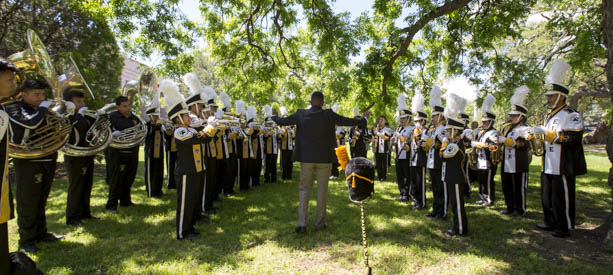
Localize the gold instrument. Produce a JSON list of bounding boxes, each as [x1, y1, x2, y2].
[[6, 29, 73, 159], [60, 57, 113, 156], [465, 147, 478, 169], [490, 144, 503, 165], [107, 71, 155, 149], [528, 112, 545, 156]]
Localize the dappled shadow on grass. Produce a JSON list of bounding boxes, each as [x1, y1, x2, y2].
[[7, 151, 613, 274]]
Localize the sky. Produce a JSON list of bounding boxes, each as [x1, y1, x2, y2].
[[140, 0, 480, 102]]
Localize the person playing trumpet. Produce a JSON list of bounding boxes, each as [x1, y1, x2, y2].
[[498, 86, 532, 216], [471, 94, 498, 207], [533, 60, 586, 238], [410, 92, 428, 209], [394, 94, 413, 202], [263, 105, 280, 183], [373, 115, 393, 181], [424, 86, 447, 219], [279, 106, 295, 180], [144, 98, 165, 198]]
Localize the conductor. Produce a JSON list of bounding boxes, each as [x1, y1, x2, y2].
[[271, 91, 366, 233]]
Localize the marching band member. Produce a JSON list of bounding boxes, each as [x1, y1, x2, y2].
[[63, 88, 99, 226], [499, 86, 532, 216], [162, 108, 177, 190], [204, 88, 225, 204], [459, 110, 473, 197], [534, 60, 586, 238], [330, 104, 342, 179], [279, 106, 295, 180], [183, 73, 212, 217], [220, 92, 238, 196], [394, 94, 413, 202], [162, 79, 208, 240], [424, 86, 447, 220], [410, 92, 428, 209], [263, 105, 280, 183], [235, 101, 252, 191], [246, 106, 263, 188], [373, 115, 393, 181], [471, 94, 498, 207], [8, 79, 64, 252], [106, 95, 141, 211], [348, 107, 369, 158], [143, 90, 164, 198], [441, 93, 469, 236], [0, 58, 18, 269]]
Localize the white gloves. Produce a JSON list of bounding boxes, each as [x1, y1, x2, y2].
[[461, 129, 473, 140], [78, 107, 88, 116], [112, 130, 122, 136], [533, 126, 546, 135], [65, 101, 76, 114], [497, 136, 507, 144], [39, 101, 53, 108], [470, 141, 478, 148], [207, 116, 217, 127]]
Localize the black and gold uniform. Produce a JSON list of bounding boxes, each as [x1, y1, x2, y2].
[[442, 140, 468, 235], [64, 106, 97, 225], [163, 124, 177, 189], [500, 123, 531, 216], [7, 95, 61, 250], [0, 109, 10, 271], [348, 126, 368, 158], [263, 121, 280, 183], [330, 126, 344, 178], [106, 110, 141, 210], [144, 117, 165, 197], [174, 126, 206, 239], [280, 125, 295, 180]]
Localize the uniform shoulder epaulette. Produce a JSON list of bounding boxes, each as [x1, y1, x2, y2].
[[174, 127, 194, 141]]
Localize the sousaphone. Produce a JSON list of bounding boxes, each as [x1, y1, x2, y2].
[[6, 29, 72, 159], [61, 57, 113, 157]]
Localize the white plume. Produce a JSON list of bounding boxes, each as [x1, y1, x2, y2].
[[219, 92, 231, 109], [151, 84, 161, 108], [444, 93, 467, 119], [511, 85, 530, 107], [246, 106, 257, 121], [264, 104, 272, 118], [481, 94, 496, 114], [396, 93, 407, 111], [159, 79, 184, 109], [235, 100, 246, 115], [411, 92, 425, 114], [182, 73, 204, 97], [429, 85, 443, 109], [546, 60, 571, 85], [280, 106, 288, 116], [353, 106, 359, 117], [215, 109, 223, 119], [331, 104, 339, 113], [202, 86, 217, 102]]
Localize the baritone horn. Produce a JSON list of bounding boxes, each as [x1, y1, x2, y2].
[[5, 29, 72, 159]]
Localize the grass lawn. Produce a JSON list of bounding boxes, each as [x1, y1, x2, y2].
[[6, 150, 613, 274]]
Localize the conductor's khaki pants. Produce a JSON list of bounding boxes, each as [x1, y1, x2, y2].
[[298, 162, 332, 228]]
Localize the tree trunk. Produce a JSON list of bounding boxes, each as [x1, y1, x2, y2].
[[598, 0, 613, 245]]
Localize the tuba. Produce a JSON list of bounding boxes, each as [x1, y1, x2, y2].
[[6, 29, 73, 159], [60, 57, 113, 156], [107, 71, 155, 149]]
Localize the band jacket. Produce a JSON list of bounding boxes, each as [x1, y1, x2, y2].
[[0, 110, 10, 223], [476, 126, 498, 170], [173, 126, 206, 175], [542, 105, 587, 176], [6, 100, 56, 160], [109, 110, 141, 153], [348, 126, 369, 153], [145, 121, 164, 159], [68, 112, 95, 147], [271, 106, 366, 163], [395, 125, 413, 160], [373, 126, 393, 154], [425, 122, 445, 169], [501, 123, 531, 173], [442, 141, 467, 185], [410, 126, 427, 167]]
